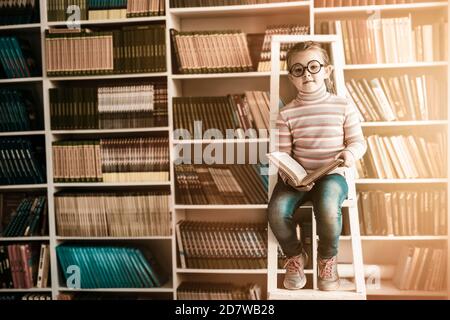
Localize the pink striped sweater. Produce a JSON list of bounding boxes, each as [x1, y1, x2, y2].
[[276, 83, 367, 176]]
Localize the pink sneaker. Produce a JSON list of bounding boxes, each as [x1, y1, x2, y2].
[[318, 255, 340, 291], [283, 251, 308, 290]]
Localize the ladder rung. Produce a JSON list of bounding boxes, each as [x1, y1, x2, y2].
[[268, 289, 365, 300]]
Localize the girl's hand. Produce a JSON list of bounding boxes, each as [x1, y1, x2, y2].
[[335, 150, 355, 168]]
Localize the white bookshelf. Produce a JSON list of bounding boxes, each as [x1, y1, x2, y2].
[[47, 72, 169, 81], [361, 120, 449, 128], [0, 23, 41, 31], [0, 184, 47, 190], [57, 287, 174, 293], [171, 71, 275, 79], [0, 77, 43, 84], [51, 127, 170, 135], [314, 1, 448, 15], [176, 268, 270, 274], [341, 236, 448, 241], [53, 182, 171, 188], [47, 16, 166, 27], [0, 0, 448, 301], [344, 62, 448, 70], [0, 130, 46, 137], [56, 236, 172, 241], [355, 179, 448, 184], [0, 237, 50, 242], [367, 280, 448, 297], [0, 288, 52, 293], [169, 1, 310, 18]]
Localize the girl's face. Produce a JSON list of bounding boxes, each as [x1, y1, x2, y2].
[[288, 49, 333, 93]]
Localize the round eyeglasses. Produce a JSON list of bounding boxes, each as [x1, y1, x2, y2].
[[289, 60, 324, 77]]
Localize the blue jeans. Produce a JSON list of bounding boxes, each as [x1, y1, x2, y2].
[[267, 174, 348, 259]]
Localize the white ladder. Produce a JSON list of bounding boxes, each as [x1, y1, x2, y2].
[[267, 35, 366, 300], [266, 169, 367, 300]]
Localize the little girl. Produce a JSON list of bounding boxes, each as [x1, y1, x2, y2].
[[268, 41, 366, 291]]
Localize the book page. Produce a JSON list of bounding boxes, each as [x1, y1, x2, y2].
[[267, 151, 307, 186]]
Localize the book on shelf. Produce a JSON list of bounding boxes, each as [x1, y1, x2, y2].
[[0, 195, 47, 237], [50, 82, 168, 130], [174, 164, 268, 205], [0, 293, 51, 301], [52, 137, 169, 183], [0, 89, 40, 132], [314, 0, 440, 7], [57, 292, 161, 300], [177, 282, 262, 300], [55, 191, 171, 237], [170, 0, 300, 8], [47, 0, 165, 22], [45, 24, 166, 76], [36, 244, 50, 288], [355, 190, 447, 236], [56, 245, 169, 288], [170, 29, 254, 74], [267, 151, 344, 188], [317, 17, 448, 64], [0, 243, 50, 289], [257, 24, 310, 72], [393, 245, 447, 291], [176, 220, 268, 269], [0, 36, 39, 79], [346, 74, 447, 122], [47, 0, 88, 21], [357, 133, 447, 179], [173, 92, 283, 138], [0, 138, 46, 185], [0, 0, 38, 25]]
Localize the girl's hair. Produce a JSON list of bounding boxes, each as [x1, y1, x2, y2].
[[286, 41, 335, 94]]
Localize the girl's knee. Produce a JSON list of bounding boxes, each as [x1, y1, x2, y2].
[[314, 202, 342, 218], [268, 199, 296, 225]]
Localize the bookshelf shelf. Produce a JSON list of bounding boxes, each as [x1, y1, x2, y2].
[[56, 236, 172, 241], [169, 1, 310, 18], [52, 127, 170, 135], [0, 237, 50, 242], [0, 184, 47, 190], [176, 268, 270, 274], [355, 179, 448, 184], [173, 138, 270, 144], [367, 280, 448, 297], [0, 288, 52, 293], [58, 287, 174, 293], [0, 23, 41, 31], [340, 236, 448, 241], [174, 200, 355, 210], [0, 77, 43, 84], [47, 72, 168, 81], [47, 16, 166, 27], [57, 281, 174, 293], [361, 121, 449, 128], [53, 182, 171, 188], [0, 130, 46, 137], [314, 1, 448, 15], [174, 204, 268, 210], [344, 62, 448, 70], [171, 72, 276, 80]]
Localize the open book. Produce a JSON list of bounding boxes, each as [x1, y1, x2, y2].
[[267, 151, 344, 187]]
